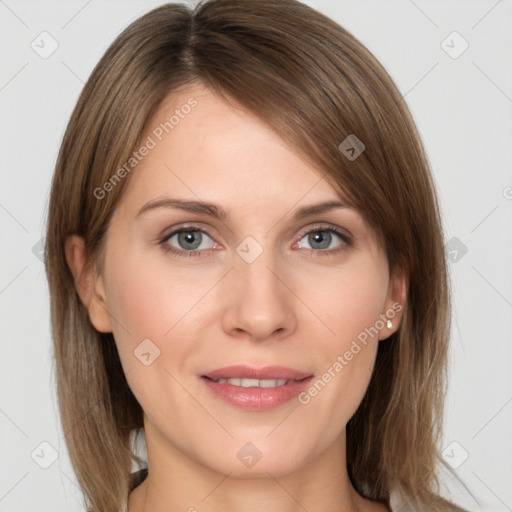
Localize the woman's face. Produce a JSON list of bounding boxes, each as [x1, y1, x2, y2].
[[76, 83, 404, 477]]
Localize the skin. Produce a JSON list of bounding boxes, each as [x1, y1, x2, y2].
[[66, 82, 406, 512]]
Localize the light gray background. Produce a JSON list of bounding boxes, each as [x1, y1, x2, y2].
[[1, 0, 511, 511]]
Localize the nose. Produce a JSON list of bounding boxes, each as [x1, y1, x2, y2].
[[221, 244, 297, 342]]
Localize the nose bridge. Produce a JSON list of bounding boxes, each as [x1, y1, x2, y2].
[[222, 235, 294, 340]]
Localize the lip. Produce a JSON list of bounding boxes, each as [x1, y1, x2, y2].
[[202, 365, 312, 381], [201, 365, 314, 411]]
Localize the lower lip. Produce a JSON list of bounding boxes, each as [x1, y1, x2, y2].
[[201, 376, 314, 411]]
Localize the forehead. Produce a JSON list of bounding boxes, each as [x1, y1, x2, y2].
[[118, 83, 348, 210]]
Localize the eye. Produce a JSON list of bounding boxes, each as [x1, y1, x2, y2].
[[294, 224, 351, 255], [160, 227, 217, 257]]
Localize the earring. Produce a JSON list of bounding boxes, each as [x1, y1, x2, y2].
[[386, 319, 392, 329]]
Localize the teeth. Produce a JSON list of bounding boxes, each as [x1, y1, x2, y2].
[[215, 378, 289, 387]]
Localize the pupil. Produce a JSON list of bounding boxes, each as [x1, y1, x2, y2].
[[310, 231, 330, 249], [179, 230, 201, 250]]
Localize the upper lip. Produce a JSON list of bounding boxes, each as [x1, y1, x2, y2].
[[202, 365, 313, 381]]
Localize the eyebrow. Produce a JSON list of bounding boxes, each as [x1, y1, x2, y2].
[[135, 198, 352, 221]]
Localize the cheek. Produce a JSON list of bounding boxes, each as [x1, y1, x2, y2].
[[301, 258, 388, 350], [104, 250, 204, 342], [294, 262, 388, 423], [102, 254, 205, 427], [102, 248, 218, 390]]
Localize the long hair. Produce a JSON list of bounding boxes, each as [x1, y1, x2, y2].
[[45, 1, 471, 510]]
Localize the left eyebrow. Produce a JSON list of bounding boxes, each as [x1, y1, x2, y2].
[[135, 198, 352, 221], [292, 200, 352, 220]]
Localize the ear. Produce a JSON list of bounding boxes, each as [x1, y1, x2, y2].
[[379, 265, 407, 341], [65, 235, 113, 333]]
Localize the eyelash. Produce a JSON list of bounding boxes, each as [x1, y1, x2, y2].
[[158, 223, 351, 259]]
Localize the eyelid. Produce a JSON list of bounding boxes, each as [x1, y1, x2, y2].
[[158, 222, 217, 242], [294, 222, 352, 243]]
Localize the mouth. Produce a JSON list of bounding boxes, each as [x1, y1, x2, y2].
[[202, 376, 302, 387], [200, 365, 314, 410]]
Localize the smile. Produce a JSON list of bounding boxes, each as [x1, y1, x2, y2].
[[200, 365, 314, 410], [204, 377, 297, 387]]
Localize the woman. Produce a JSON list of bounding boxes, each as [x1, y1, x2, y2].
[[45, 0, 472, 511]]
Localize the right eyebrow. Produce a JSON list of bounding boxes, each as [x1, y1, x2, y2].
[[136, 198, 228, 220]]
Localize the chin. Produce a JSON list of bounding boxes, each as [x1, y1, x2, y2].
[[193, 436, 314, 479]]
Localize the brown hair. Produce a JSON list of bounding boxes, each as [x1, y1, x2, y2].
[[45, 1, 473, 510]]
